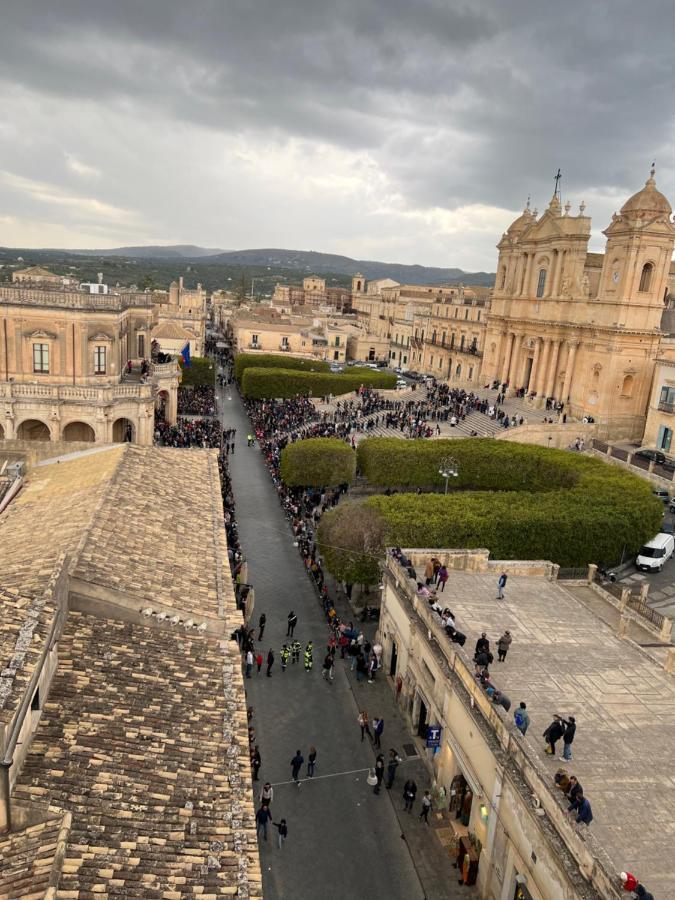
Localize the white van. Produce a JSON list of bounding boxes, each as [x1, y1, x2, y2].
[[635, 533, 675, 572]]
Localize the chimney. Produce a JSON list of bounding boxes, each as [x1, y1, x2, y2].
[[179, 276, 184, 290], [97, 272, 103, 285]]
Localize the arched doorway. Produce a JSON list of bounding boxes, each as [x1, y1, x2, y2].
[[63, 421, 96, 442], [156, 390, 169, 422], [112, 418, 135, 443], [17, 419, 50, 441]]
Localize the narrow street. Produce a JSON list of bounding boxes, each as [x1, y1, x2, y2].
[[218, 384, 462, 900]]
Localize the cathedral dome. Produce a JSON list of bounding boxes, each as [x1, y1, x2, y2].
[[507, 202, 533, 236], [620, 167, 672, 220]]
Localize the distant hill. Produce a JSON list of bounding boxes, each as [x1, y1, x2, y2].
[[63, 245, 494, 286], [68, 244, 228, 259]]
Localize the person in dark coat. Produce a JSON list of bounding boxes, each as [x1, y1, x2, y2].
[[560, 715, 576, 761], [565, 775, 583, 805], [403, 779, 417, 812], [373, 754, 385, 794], [543, 715, 565, 755], [258, 613, 266, 641], [568, 791, 593, 827], [386, 749, 401, 789], [474, 633, 490, 657]]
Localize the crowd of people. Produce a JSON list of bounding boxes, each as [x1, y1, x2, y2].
[[178, 385, 217, 416], [155, 417, 222, 447]]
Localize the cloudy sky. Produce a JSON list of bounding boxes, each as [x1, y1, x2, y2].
[[0, 0, 673, 269]]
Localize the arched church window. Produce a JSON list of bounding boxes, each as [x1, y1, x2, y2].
[[638, 263, 653, 293], [621, 374, 634, 397], [536, 268, 547, 298]]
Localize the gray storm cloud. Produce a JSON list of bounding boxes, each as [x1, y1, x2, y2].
[[0, 0, 673, 266]]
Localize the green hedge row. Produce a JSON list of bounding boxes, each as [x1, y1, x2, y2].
[[178, 356, 215, 387], [356, 438, 579, 491], [315, 438, 662, 568], [234, 353, 329, 381], [240, 367, 397, 399], [280, 438, 356, 487]]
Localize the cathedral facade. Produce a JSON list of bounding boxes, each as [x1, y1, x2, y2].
[[481, 169, 675, 439]]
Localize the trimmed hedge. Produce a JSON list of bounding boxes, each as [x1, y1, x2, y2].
[[280, 438, 356, 487], [357, 438, 578, 490], [240, 367, 397, 399], [234, 353, 329, 382], [179, 356, 214, 387], [348, 439, 662, 567]]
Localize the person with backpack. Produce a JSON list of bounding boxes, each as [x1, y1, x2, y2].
[[514, 702, 530, 735], [419, 790, 432, 824], [403, 779, 417, 812], [497, 571, 508, 599]]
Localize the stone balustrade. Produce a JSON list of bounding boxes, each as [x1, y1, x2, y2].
[[0, 286, 154, 311], [0, 381, 153, 403]]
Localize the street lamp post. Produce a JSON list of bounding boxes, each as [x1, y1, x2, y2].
[[438, 455, 459, 494]]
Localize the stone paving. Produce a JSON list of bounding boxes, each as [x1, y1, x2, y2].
[[218, 384, 470, 900], [419, 567, 675, 898]]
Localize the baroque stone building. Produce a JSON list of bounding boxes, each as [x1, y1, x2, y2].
[[481, 168, 675, 439], [0, 279, 179, 444], [152, 275, 207, 356]]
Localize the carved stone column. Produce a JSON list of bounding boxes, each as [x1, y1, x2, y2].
[[561, 341, 580, 402], [544, 339, 562, 399]]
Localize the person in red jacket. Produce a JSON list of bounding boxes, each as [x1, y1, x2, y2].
[[620, 872, 638, 892]]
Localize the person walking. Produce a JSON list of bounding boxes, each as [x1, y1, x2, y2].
[[287, 611, 298, 637], [251, 746, 261, 781], [358, 710, 372, 742], [322, 653, 334, 683], [419, 790, 432, 824], [367, 654, 378, 683], [497, 630, 512, 661], [514, 702, 530, 735], [273, 818, 288, 850], [560, 716, 576, 761], [307, 745, 317, 778], [256, 803, 271, 841], [280, 644, 290, 672], [266, 649, 275, 677], [256, 652, 263, 675], [290, 750, 304, 786], [403, 779, 417, 812], [355, 653, 367, 682], [258, 613, 266, 642], [304, 641, 313, 672], [291, 639, 301, 664], [373, 716, 384, 748], [437, 564, 449, 592], [543, 715, 565, 756], [373, 753, 385, 794], [259, 782, 274, 808], [245, 649, 253, 679], [386, 749, 401, 789], [497, 571, 508, 599]]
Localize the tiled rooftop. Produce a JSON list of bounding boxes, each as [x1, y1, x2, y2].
[[13, 611, 260, 898], [0, 586, 58, 726], [0, 444, 234, 627], [0, 812, 70, 899], [407, 562, 675, 898]]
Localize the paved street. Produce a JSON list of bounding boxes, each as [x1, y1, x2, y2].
[[616, 508, 675, 621], [218, 385, 465, 900]]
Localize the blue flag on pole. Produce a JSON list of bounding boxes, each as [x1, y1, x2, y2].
[[180, 342, 191, 366]]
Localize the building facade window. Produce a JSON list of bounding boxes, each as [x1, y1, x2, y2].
[[536, 268, 547, 298], [639, 263, 653, 292], [138, 334, 145, 358], [334, 336, 340, 346], [33, 342, 49, 373], [659, 385, 675, 409], [657, 425, 673, 452], [94, 346, 107, 374], [252, 333, 259, 345]]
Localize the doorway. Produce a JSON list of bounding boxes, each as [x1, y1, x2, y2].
[[417, 696, 428, 738], [389, 642, 398, 677], [523, 356, 533, 391]]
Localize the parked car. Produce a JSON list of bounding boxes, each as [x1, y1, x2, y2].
[[653, 489, 670, 504], [396, 378, 407, 389], [669, 498, 675, 514], [635, 448, 675, 470], [635, 532, 675, 572], [330, 363, 343, 373]]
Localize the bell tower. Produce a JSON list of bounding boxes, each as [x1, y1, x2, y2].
[[599, 166, 675, 328]]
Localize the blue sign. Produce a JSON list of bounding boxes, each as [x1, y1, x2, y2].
[[426, 725, 442, 748]]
